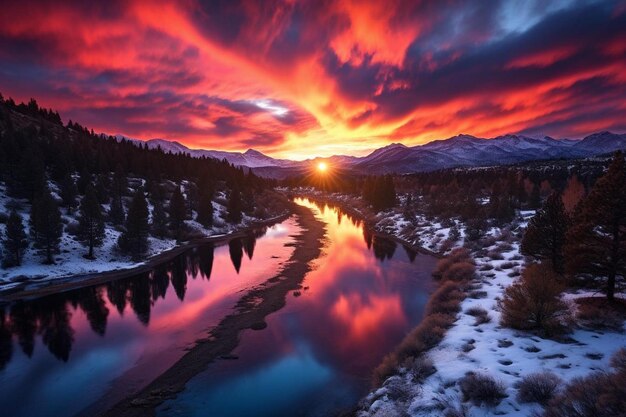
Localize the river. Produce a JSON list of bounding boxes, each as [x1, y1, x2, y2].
[[0, 198, 436, 417]]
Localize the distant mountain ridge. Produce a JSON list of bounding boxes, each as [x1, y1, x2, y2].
[[118, 131, 626, 177]]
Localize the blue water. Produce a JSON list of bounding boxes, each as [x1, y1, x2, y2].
[[157, 199, 436, 417]]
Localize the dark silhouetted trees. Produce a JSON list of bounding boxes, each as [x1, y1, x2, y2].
[[30, 187, 63, 264], [118, 188, 149, 259], [168, 186, 187, 240], [229, 238, 243, 273], [60, 173, 78, 214], [109, 195, 125, 225], [565, 151, 626, 301], [363, 175, 396, 211], [150, 199, 168, 239], [77, 185, 105, 259], [521, 192, 569, 273], [227, 187, 243, 224], [2, 209, 28, 266], [197, 187, 214, 228]]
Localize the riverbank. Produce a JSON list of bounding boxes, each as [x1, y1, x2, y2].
[[290, 191, 626, 417], [290, 190, 444, 258], [354, 216, 626, 416], [94, 202, 326, 417], [0, 210, 292, 302]]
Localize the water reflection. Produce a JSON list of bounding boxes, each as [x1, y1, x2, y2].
[[0, 221, 298, 417], [0, 200, 436, 417], [159, 198, 436, 417], [229, 239, 243, 273]]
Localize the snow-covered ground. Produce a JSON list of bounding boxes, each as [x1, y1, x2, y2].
[[0, 184, 286, 290], [358, 210, 626, 417], [285, 188, 625, 416]]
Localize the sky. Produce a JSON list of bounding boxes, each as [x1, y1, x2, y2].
[[0, 0, 625, 159]]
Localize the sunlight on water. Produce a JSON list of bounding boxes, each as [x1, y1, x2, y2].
[[158, 198, 436, 417]]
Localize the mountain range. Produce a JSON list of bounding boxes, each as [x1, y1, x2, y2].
[[126, 131, 626, 178]]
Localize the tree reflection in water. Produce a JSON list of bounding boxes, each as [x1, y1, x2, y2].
[[0, 242, 219, 365], [0, 217, 419, 369], [229, 238, 243, 273], [372, 236, 397, 261]]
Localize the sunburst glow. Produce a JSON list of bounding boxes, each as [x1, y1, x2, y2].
[[317, 162, 328, 172], [0, 1, 623, 159]]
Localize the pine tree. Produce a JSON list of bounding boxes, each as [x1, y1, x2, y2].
[[241, 187, 255, 215], [184, 182, 198, 219], [2, 209, 28, 267], [77, 167, 91, 195], [529, 183, 541, 209], [521, 192, 569, 273], [227, 187, 242, 224], [59, 173, 78, 214], [95, 174, 110, 204], [565, 151, 626, 300], [382, 175, 397, 210], [77, 184, 105, 259], [150, 199, 168, 238], [118, 188, 150, 259], [109, 196, 125, 225], [169, 186, 187, 240], [112, 164, 128, 197], [14, 147, 46, 202], [30, 187, 63, 264], [197, 186, 214, 228]]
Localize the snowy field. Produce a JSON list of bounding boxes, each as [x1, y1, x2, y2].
[[359, 211, 626, 417]]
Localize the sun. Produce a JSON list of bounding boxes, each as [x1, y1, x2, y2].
[[317, 162, 328, 172]]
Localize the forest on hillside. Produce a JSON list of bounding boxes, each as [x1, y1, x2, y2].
[[0, 94, 286, 268]]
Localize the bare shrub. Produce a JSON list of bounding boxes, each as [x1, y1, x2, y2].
[[576, 297, 626, 330], [479, 263, 494, 271], [372, 353, 400, 388], [465, 306, 491, 325], [497, 229, 515, 243], [468, 290, 488, 299], [466, 306, 487, 317], [507, 270, 521, 278], [384, 376, 413, 403], [500, 261, 517, 269], [544, 364, 626, 417], [433, 248, 473, 279], [443, 262, 476, 281], [461, 341, 475, 352], [459, 372, 507, 406], [397, 314, 453, 358], [516, 371, 561, 405], [499, 263, 571, 336], [481, 235, 498, 247], [409, 356, 436, 382], [425, 281, 465, 316], [487, 251, 504, 260], [439, 239, 454, 254]]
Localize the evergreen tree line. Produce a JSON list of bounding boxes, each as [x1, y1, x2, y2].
[[0, 94, 269, 265], [362, 175, 397, 210], [392, 156, 615, 242], [520, 151, 626, 301]]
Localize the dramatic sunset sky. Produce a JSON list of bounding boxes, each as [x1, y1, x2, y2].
[[1, 0, 625, 159]]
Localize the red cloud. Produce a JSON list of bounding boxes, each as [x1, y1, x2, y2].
[[0, 0, 625, 158]]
